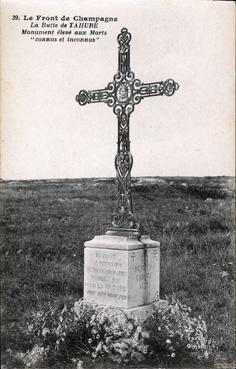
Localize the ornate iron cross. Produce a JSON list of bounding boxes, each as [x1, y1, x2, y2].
[[76, 28, 179, 234]]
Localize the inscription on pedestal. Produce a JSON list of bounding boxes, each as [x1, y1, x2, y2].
[[145, 247, 160, 302], [84, 247, 149, 308], [84, 248, 129, 307], [134, 263, 152, 290], [83, 235, 160, 309]]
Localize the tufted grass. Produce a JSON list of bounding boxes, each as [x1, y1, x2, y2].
[[0, 176, 235, 367]]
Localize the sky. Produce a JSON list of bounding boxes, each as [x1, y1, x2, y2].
[[1, 0, 235, 179]]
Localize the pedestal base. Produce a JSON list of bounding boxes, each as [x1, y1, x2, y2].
[[83, 234, 160, 309], [122, 303, 155, 322], [74, 300, 155, 323]]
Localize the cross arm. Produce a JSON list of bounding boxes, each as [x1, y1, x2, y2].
[[76, 83, 115, 107], [134, 79, 179, 100]]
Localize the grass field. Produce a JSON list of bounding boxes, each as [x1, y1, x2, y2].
[[0, 176, 235, 367]]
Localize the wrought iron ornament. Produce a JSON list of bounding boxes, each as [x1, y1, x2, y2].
[[76, 28, 179, 233]]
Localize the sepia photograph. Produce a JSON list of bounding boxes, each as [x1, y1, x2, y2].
[[1, 1, 235, 368]]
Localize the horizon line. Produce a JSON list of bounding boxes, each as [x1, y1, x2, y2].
[[0, 175, 234, 183]]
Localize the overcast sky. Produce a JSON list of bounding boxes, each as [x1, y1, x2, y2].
[[1, 0, 235, 179]]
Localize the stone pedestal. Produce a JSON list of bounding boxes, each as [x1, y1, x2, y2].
[[78, 232, 160, 321]]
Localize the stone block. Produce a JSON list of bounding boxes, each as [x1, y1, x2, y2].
[[74, 301, 155, 323], [84, 246, 145, 308], [122, 303, 155, 323], [74, 300, 169, 324], [83, 234, 160, 310]]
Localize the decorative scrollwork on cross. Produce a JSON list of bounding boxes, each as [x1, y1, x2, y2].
[[76, 28, 179, 233]]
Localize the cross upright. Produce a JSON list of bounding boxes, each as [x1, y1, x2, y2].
[[76, 28, 179, 235]]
